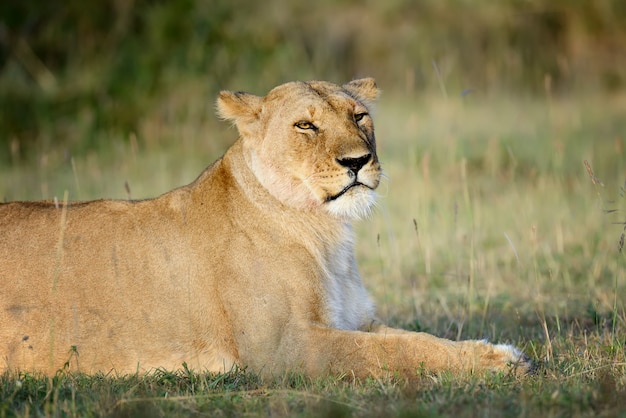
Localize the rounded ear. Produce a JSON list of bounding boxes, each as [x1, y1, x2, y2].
[[343, 78, 380, 106], [216, 91, 263, 135]]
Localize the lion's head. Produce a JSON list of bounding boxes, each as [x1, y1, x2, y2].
[[217, 78, 381, 219]]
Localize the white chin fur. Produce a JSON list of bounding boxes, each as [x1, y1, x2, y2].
[[324, 189, 377, 220]]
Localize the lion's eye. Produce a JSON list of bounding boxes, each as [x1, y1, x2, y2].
[[295, 121, 317, 130], [354, 113, 368, 122]]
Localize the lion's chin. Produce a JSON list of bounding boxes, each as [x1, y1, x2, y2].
[[324, 187, 377, 220]]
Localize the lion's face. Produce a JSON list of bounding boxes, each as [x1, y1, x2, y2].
[[217, 78, 381, 219]]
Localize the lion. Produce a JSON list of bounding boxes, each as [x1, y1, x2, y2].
[[0, 78, 531, 378]]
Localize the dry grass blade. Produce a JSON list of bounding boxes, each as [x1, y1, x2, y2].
[[583, 160, 604, 187]]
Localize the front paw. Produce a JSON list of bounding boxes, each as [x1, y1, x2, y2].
[[489, 342, 534, 374], [470, 340, 534, 375]]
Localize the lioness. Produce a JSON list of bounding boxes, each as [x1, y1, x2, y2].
[[0, 79, 531, 378]]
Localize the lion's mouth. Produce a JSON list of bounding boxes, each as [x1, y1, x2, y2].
[[325, 182, 372, 202]]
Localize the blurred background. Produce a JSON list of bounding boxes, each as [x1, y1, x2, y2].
[[1, 0, 625, 167]]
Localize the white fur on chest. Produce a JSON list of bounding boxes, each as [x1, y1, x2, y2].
[[322, 227, 375, 330]]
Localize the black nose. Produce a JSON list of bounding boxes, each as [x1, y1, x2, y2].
[[337, 154, 372, 174]]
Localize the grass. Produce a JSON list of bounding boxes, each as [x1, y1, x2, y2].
[[1, 89, 625, 416]]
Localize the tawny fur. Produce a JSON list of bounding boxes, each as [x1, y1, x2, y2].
[[0, 79, 531, 378]]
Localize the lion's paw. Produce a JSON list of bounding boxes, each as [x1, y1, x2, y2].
[[489, 342, 534, 375], [469, 340, 533, 375]]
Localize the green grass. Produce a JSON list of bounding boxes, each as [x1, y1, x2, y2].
[[1, 91, 625, 416], [1, 355, 625, 417]]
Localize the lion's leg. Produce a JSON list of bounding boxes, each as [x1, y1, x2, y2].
[[302, 326, 531, 379], [362, 321, 414, 335]]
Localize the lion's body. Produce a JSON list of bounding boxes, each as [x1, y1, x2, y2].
[[0, 79, 530, 377]]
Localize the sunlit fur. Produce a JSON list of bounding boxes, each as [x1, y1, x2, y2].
[[324, 187, 378, 220], [0, 79, 531, 378]]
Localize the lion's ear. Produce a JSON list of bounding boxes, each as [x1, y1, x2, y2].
[[343, 78, 380, 106], [216, 91, 263, 135]]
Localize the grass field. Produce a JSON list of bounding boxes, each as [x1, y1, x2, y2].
[[1, 88, 625, 417]]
